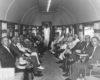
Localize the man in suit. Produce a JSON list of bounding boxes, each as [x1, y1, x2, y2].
[[36, 33, 45, 56], [10, 36, 44, 76], [82, 35, 92, 55], [70, 36, 100, 80], [0, 37, 24, 73], [70, 35, 86, 62], [19, 35, 38, 53]]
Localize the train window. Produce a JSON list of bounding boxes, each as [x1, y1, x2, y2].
[[15, 24, 18, 36], [2, 22, 7, 37], [32, 27, 36, 36], [2, 22, 7, 30], [66, 27, 69, 34], [84, 26, 94, 37], [23, 26, 26, 35], [55, 27, 62, 36]]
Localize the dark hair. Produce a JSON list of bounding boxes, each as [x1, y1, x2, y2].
[[92, 36, 99, 41], [45, 24, 48, 28], [85, 35, 91, 39]]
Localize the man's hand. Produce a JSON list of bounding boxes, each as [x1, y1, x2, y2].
[[75, 50, 81, 53], [66, 49, 72, 54], [81, 57, 86, 63]]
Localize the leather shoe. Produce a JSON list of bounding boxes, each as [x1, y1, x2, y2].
[[59, 65, 64, 68], [63, 72, 69, 77], [37, 71, 42, 73], [56, 60, 63, 63], [65, 78, 70, 80], [38, 66, 45, 70], [39, 55, 43, 58], [34, 72, 43, 77], [63, 68, 69, 72]]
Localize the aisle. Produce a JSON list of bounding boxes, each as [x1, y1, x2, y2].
[[34, 51, 67, 80]]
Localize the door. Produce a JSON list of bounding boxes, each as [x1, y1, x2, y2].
[[42, 21, 52, 41]]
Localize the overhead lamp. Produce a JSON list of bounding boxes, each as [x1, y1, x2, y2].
[[47, 0, 51, 12]]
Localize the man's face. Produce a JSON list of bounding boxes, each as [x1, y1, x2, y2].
[[20, 35, 23, 40], [85, 36, 90, 43], [14, 38, 18, 44], [17, 38, 20, 43], [2, 38, 9, 47], [74, 35, 78, 39], [91, 38, 98, 47], [79, 35, 83, 41]]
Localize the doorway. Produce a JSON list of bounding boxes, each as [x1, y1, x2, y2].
[[42, 21, 52, 41]]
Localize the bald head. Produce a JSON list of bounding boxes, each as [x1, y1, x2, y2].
[[12, 36, 19, 44], [74, 34, 78, 40], [1, 37, 9, 47]]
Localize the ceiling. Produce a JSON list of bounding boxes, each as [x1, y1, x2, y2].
[[0, 0, 100, 26]]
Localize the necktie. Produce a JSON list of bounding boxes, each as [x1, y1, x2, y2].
[[86, 43, 89, 48], [7, 47, 14, 58], [90, 47, 96, 59]]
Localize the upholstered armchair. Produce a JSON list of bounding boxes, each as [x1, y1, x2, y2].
[[0, 61, 24, 80], [85, 65, 100, 80]]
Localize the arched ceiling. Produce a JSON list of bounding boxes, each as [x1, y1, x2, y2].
[[0, 0, 100, 26]]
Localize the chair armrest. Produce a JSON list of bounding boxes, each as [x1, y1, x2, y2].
[[77, 54, 88, 59], [89, 66, 100, 76]]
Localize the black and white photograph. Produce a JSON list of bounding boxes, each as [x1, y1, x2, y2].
[[0, 0, 100, 80]]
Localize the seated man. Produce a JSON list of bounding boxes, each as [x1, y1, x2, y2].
[[72, 34, 80, 47], [52, 33, 65, 51], [59, 36, 74, 61], [70, 37, 100, 80], [19, 35, 38, 53], [10, 36, 43, 77], [36, 33, 45, 56], [50, 32, 60, 54], [63, 35, 92, 78], [70, 35, 86, 62], [15, 36, 45, 69], [0, 37, 24, 80]]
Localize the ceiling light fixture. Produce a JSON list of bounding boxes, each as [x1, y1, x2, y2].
[[47, 0, 51, 12]]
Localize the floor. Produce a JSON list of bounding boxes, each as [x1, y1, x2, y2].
[[34, 51, 68, 80]]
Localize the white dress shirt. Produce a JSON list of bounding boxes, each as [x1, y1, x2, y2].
[[16, 43, 30, 52], [89, 46, 97, 59], [57, 36, 64, 43], [72, 38, 80, 47]]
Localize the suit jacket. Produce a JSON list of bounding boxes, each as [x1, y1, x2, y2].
[[36, 35, 43, 42], [0, 45, 24, 73], [69, 41, 86, 62], [10, 43, 22, 58], [20, 40, 30, 48], [82, 42, 93, 54], [88, 45, 100, 64], [0, 46, 16, 68], [71, 41, 86, 52], [31, 36, 38, 42]]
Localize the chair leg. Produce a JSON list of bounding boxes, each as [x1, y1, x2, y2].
[[69, 65, 72, 78]]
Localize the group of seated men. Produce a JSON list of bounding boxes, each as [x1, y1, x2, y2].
[[50, 33, 100, 80], [0, 32, 46, 80]]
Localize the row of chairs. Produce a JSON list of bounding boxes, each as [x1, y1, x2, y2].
[[69, 54, 100, 80]]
